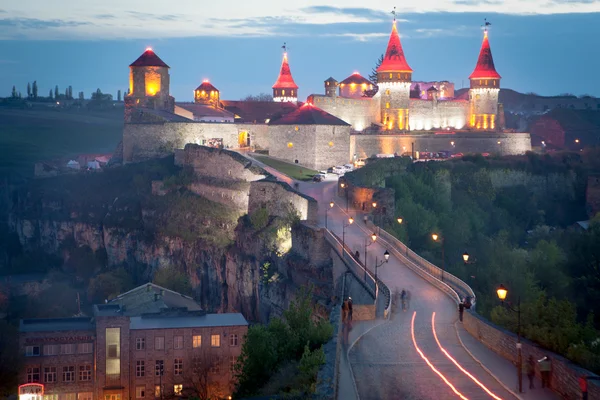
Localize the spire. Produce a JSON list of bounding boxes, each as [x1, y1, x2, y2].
[[272, 51, 298, 90], [469, 29, 501, 79], [377, 20, 412, 73], [129, 48, 169, 68]]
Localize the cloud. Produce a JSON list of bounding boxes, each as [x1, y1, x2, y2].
[[549, 0, 600, 3], [126, 11, 188, 22], [0, 18, 89, 30], [301, 6, 392, 21], [94, 14, 116, 20], [453, 0, 503, 5], [0, 9, 6, 13], [326, 32, 389, 42]]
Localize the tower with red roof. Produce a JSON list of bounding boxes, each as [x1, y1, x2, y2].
[[272, 49, 299, 103], [468, 29, 502, 130], [194, 80, 220, 108], [377, 18, 413, 131], [125, 48, 175, 122]]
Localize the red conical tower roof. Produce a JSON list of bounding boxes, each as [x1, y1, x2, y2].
[[130, 48, 169, 68], [272, 53, 299, 90], [469, 30, 501, 79], [377, 21, 412, 73]]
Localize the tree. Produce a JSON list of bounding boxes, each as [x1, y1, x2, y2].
[[54, 85, 59, 99], [27, 82, 31, 98], [68, 85, 73, 99], [32, 80, 38, 99], [49, 89, 53, 100], [0, 321, 20, 397], [179, 351, 227, 400], [11, 86, 17, 98], [79, 91, 84, 100], [152, 266, 192, 296], [241, 93, 273, 102], [117, 90, 122, 101], [410, 83, 421, 99], [65, 87, 69, 99], [88, 268, 134, 304], [369, 53, 384, 83]]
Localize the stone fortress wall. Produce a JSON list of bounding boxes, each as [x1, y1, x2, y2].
[[409, 99, 470, 131], [309, 94, 379, 132], [248, 180, 318, 223]]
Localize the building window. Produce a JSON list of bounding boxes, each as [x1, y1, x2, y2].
[[192, 335, 202, 348], [105, 395, 120, 400], [26, 345, 40, 356], [65, 394, 76, 400], [79, 364, 92, 381], [154, 386, 161, 398], [385, 89, 390, 95], [155, 337, 165, 350], [78, 343, 93, 354], [44, 395, 58, 400], [136, 338, 145, 350], [136, 386, 145, 399], [287, 142, 293, 148], [173, 384, 183, 396], [389, 73, 393, 79], [229, 334, 238, 346], [174, 336, 183, 350], [44, 366, 57, 383], [77, 393, 92, 400], [62, 366, 75, 382], [136, 360, 145, 377], [60, 344, 74, 355], [386, 102, 390, 109], [294, 126, 299, 131], [230, 356, 237, 373], [155, 360, 164, 376], [211, 334, 221, 347], [106, 327, 121, 385], [210, 362, 220, 374], [27, 367, 40, 383], [44, 345, 58, 356], [174, 358, 183, 375]]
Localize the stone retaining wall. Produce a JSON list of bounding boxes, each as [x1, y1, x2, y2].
[[463, 309, 600, 399], [249, 180, 318, 223]]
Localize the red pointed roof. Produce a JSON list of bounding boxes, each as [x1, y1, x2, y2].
[[377, 21, 412, 73], [272, 53, 299, 90], [469, 31, 501, 79], [340, 72, 372, 85], [130, 48, 170, 68], [195, 80, 218, 92]]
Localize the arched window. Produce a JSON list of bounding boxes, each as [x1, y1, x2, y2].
[[386, 102, 390, 109]]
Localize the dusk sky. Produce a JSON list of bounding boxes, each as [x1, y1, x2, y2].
[[1, 1, 599, 101]]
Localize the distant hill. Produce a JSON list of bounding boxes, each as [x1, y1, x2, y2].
[[0, 106, 123, 179]]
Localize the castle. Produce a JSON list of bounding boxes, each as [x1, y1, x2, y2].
[[120, 19, 531, 170]]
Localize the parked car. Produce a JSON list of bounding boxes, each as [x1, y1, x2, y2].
[[313, 173, 326, 182], [343, 164, 354, 172], [332, 166, 346, 175]]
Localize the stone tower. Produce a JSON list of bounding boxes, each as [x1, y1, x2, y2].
[[125, 48, 175, 122], [272, 50, 299, 103], [194, 80, 220, 107], [377, 19, 412, 131], [324, 77, 338, 97], [468, 29, 501, 130]]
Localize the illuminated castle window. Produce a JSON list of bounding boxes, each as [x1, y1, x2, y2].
[[329, 141, 334, 147], [389, 73, 393, 79], [476, 94, 481, 100], [282, 89, 285, 96], [386, 102, 390, 109], [295, 126, 299, 131], [485, 80, 488, 85], [287, 142, 293, 148], [385, 89, 390, 95], [144, 70, 161, 96]]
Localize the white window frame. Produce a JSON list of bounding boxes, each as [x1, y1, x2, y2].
[[155, 337, 164, 350], [62, 365, 75, 382], [173, 336, 183, 350], [60, 344, 74, 355], [78, 343, 93, 354], [44, 366, 57, 383], [136, 337, 145, 351], [44, 344, 58, 356], [77, 392, 93, 400], [79, 364, 92, 381], [26, 345, 41, 356], [229, 334, 238, 346], [136, 360, 145, 377], [192, 335, 201, 348], [174, 358, 183, 376], [210, 334, 220, 348], [27, 366, 40, 383], [136, 386, 145, 399]]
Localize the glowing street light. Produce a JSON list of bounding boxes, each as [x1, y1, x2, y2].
[[342, 216, 354, 256], [375, 250, 391, 279], [431, 233, 444, 281], [463, 252, 470, 263], [496, 284, 508, 301], [397, 217, 403, 224], [431, 233, 439, 241], [325, 200, 334, 229], [496, 283, 522, 393], [371, 233, 377, 241]]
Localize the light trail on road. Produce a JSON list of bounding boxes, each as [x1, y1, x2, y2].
[[431, 312, 504, 400], [411, 311, 470, 400]]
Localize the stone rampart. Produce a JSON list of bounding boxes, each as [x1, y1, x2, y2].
[[188, 182, 250, 211], [409, 99, 469, 130], [310, 94, 379, 132], [463, 311, 600, 399], [123, 122, 268, 162], [249, 180, 318, 223], [350, 132, 531, 159], [292, 223, 331, 268], [175, 144, 266, 182]]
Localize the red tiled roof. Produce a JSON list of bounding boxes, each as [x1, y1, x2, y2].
[[377, 21, 412, 73], [269, 103, 350, 126], [195, 81, 219, 92], [130, 48, 170, 68], [469, 31, 501, 79], [221, 100, 298, 123], [339, 73, 372, 86], [272, 53, 299, 90]]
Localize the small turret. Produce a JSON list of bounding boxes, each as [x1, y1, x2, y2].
[[339, 73, 374, 99], [272, 49, 299, 103], [194, 80, 220, 107], [325, 77, 338, 97]]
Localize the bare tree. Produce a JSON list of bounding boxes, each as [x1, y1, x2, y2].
[[241, 93, 273, 102]]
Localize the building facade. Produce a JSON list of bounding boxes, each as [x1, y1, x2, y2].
[[19, 284, 248, 400]]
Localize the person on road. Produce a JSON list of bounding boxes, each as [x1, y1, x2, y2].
[[526, 355, 536, 389], [458, 301, 465, 322], [348, 297, 353, 322], [400, 289, 407, 311], [341, 298, 349, 323], [538, 356, 552, 388]]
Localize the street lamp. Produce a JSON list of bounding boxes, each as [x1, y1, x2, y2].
[[340, 182, 349, 211], [325, 200, 334, 229], [342, 217, 354, 256], [364, 233, 377, 282], [431, 233, 445, 282], [374, 250, 390, 279], [463, 252, 469, 263], [496, 284, 522, 393], [397, 217, 403, 224]]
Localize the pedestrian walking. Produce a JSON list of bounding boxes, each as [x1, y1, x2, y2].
[[341, 298, 349, 323], [526, 355, 536, 390], [458, 301, 465, 322], [363, 215, 368, 224], [538, 356, 552, 389], [348, 297, 353, 322]]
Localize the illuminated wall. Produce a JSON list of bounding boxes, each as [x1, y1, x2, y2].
[[309, 94, 379, 132], [339, 82, 373, 99], [105, 327, 120, 386], [144, 70, 161, 96], [273, 88, 297, 103], [469, 88, 499, 130], [378, 82, 411, 131], [409, 99, 469, 131], [194, 89, 220, 107]]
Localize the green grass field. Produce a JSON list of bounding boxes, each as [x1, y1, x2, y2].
[[0, 106, 123, 178], [253, 155, 318, 181]]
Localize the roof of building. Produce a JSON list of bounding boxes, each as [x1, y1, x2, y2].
[[268, 103, 351, 126], [130, 108, 192, 123], [20, 317, 94, 333], [469, 31, 501, 79], [129, 312, 248, 330], [339, 73, 373, 86], [130, 48, 170, 68], [272, 53, 299, 90], [195, 81, 219, 93], [377, 21, 412, 73], [176, 103, 234, 119], [221, 100, 299, 123], [324, 77, 338, 83], [104, 282, 202, 316]]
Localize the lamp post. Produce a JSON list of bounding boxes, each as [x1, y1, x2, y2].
[[397, 217, 409, 256], [431, 233, 445, 282], [372, 201, 378, 226], [340, 182, 349, 212], [463, 251, 478, 279], [342, 216, 354, 256], [374, 250, 390, 279], [325, 200, 334, 229], [364, 233, 377, 281], [497, 284, 522, 393]]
